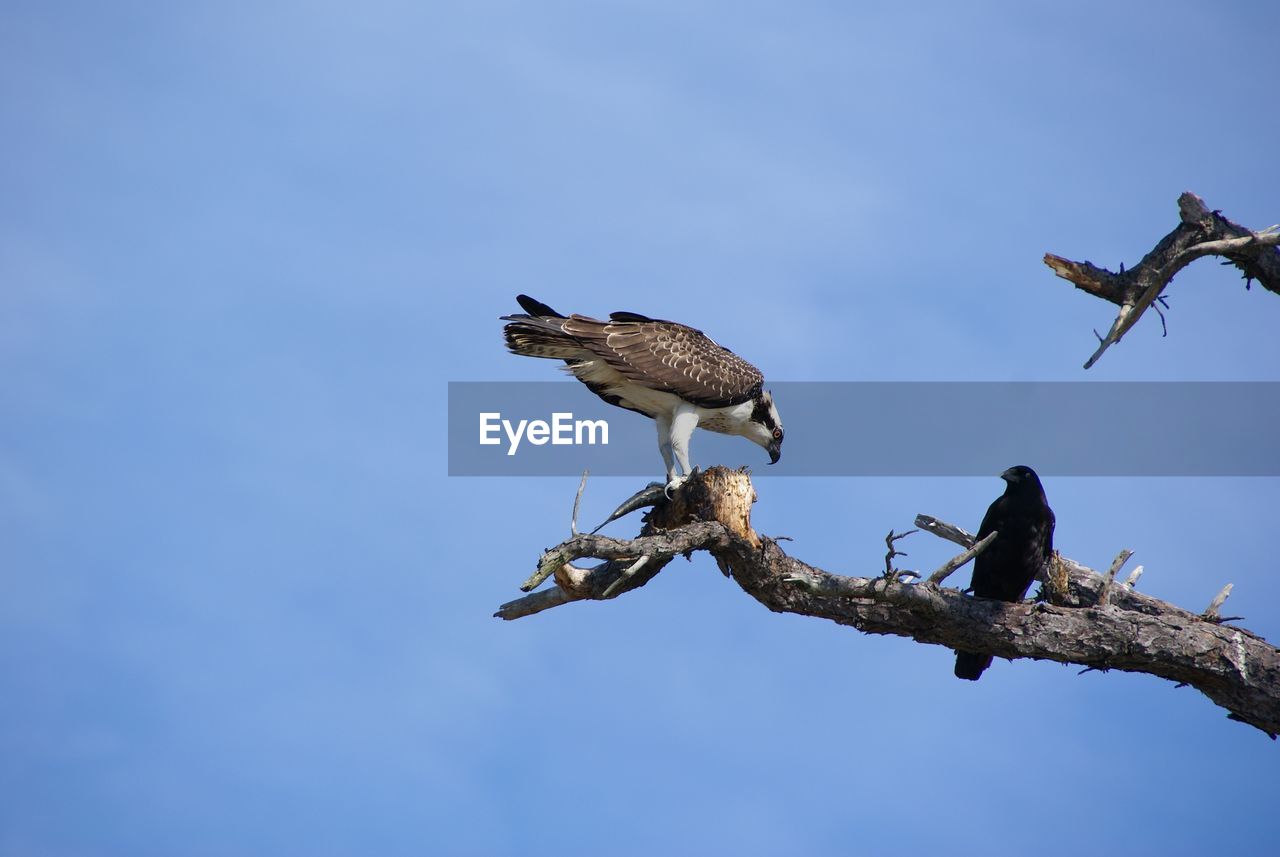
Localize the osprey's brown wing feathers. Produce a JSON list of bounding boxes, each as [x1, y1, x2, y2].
[[559, 313, 763, 408]]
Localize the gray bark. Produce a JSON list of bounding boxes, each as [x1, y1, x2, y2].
[[496, 469, 1280, 740], [1044, 191, 1280, 367]]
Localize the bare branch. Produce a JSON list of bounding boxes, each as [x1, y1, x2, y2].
[[927, 530, 998, 585], [494, 586, 575, 621], [602, 555, 651, 598], [1096, 549, 1135, 608], [1203, 583, 1235, 622], [1125, 565, 1145, 588], [914, 514, 976, 549], [882, 529, 918, 581], [570, 469, 588, 536], [1044, 192, 1280, 368], [499, 469, 1279, 739]]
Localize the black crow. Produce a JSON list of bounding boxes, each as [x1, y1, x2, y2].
[[954, 465, 1055, 681]]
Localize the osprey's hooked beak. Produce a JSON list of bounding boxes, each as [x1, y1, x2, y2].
[[767, 439, 782, 465]]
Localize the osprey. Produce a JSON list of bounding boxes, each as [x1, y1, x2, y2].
[[501, 294, 783, 489]]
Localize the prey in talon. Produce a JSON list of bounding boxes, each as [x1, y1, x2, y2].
[[590, 481, 669, 534]]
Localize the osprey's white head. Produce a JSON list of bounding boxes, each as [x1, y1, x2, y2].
[[743, 389, 784, 464]]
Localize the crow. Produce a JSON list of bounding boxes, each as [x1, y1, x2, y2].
[[954, 465, 1055, 681]]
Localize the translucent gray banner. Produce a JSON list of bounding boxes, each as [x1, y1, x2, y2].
[[447, 382, 1280, 476]]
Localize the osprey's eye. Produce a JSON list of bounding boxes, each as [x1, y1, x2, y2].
[[772, 428, 782, 440]]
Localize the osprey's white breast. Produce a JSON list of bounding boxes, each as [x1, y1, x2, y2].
[[568, 358, 753, 436]]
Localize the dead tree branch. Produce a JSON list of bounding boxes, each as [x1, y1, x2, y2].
[[881, 528, 919, 582], [1044, 192, 1280, 368], [498, 468, 1280, 739], [926, 530, 996, 586]]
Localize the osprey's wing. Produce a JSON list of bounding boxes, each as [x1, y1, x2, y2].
[[560, 312, 764, 408]]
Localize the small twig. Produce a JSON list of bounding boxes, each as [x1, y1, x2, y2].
[[1095, 549, 1134, 608], [1152, 300, 1169, 337], [882, 528, 917, 579], [1202, 583, 1234, 622], [1124, 565, 1145, 588], [927, 530, 998, 585], [571, 469, 588, 536], [522, 550, 562, 592], [1083, 305, 1134, 369], [914, 515, 976, 549], [1171, 231, 1280, 263], [494, 586, 576, 620], [602, 555, 651, 598]]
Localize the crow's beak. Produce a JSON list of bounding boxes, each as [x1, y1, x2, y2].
[[767, 440, 782, 465], [1000, 467, 1017, 482]]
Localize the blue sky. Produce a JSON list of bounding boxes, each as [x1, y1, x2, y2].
[[3, 1, 1279, 854]]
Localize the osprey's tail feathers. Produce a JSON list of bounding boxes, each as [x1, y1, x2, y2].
[[953, 650, 993, 681], [502, 317, 584, 360]]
